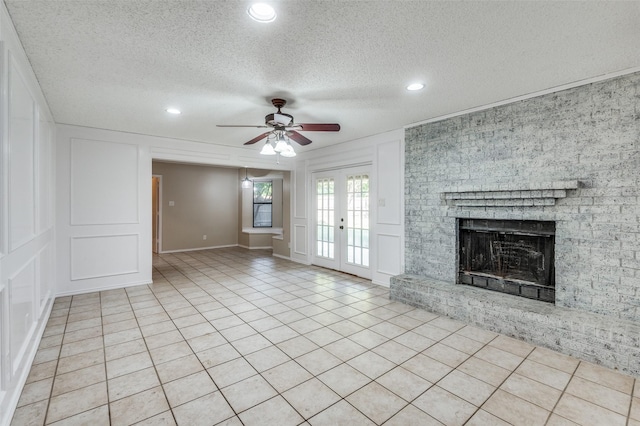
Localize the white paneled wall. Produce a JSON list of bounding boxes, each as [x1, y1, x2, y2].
[[55, 124, 292, 297], [0, 3, 56, 424], [8, 54, 35, 251], [374, 139, 404, 281], [70, 139, 139, 225], [56, 132, 152, 296]]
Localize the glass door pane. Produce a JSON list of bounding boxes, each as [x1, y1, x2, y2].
[[345, 174, 369, 267], [316, 177, 335, 259]]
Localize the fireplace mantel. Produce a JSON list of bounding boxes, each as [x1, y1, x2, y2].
[[442, 180, 580, 207]]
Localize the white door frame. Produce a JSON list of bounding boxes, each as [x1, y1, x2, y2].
[[152, 174, 163, 253], [311, 165, 372, 279]]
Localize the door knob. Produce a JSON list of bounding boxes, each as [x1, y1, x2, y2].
[[339, 226, 344, 229]]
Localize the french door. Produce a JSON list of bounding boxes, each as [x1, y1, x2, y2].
[[312, 166, 371, 278]]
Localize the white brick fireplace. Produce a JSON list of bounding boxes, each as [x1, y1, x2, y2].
[[391, 71, 640, 376]]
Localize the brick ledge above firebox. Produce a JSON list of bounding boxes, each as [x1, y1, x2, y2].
[[390, 274, 639, 378], [442, 179, 580, 207]]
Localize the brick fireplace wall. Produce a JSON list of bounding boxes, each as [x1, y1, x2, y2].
[[402, 71, 639, 322]]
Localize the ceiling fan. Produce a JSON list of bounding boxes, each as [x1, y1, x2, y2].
[[217, 98, 340, 156]]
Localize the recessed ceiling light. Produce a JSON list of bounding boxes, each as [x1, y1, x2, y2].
[[166, 108, 181, 114], [247, 3, 276, 23], [406, 83, 425, 91]]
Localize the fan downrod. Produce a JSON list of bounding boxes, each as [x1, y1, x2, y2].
[[271, 98, 286, 112]]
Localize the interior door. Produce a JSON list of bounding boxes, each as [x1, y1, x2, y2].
[[312, 166, 371, 278]]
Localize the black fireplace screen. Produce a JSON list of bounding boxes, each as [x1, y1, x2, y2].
[[458, 219, 555, 302]]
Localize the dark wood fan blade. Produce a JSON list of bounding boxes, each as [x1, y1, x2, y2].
[[287, 131, 312, 146], [244, 132, 271, 145], [217, 125, 269, 128], [297, 123, 340, 132]]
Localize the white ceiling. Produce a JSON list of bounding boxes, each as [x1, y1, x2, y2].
[[5, 1, 640, 153]]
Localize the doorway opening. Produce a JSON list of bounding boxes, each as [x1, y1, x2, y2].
[[152, 175, 162, 253]]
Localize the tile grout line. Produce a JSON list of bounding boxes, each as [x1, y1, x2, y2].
[[167, 250, 406, 424], [152, 256, 239, 424], [17, 248, 639, 425]]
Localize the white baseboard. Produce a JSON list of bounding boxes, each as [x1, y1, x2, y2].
[[1, 296, 54, 426], [55, 279, 152, 297], [371, 279, 391, 288], [238, 245, 273, 250], [159, 244, 238, 254], [287, 256, 312, 266], [272, 253, 291, 261]]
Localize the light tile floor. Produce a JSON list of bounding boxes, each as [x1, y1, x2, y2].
[[11, 247, 640, 425]]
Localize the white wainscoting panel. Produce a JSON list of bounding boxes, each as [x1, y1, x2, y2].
[[294, 165, 306, 219], [294, 224, 307, 256], [37, 117, 52, 232], [38, 244, 52, 313], [376, 140, 402, 225], [1, 285, 6, 389], [8, 258, 35, 374], [71, 234, 139, 280], [0, 5, 57, 424], [8, 55, 35, 251], [376, 234, 402, 276], [70, 138, 139, 225]]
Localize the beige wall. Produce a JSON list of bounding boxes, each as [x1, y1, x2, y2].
[[237, 172, 249, 248], [273, 171, 291, 258], [152, 162, 239, 251], [237, 169, 291, 255], [152, 162, 291, 255]]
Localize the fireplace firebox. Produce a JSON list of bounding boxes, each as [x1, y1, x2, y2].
[[458, 219, 555, 303]]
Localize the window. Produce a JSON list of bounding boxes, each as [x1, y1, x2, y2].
[[253, 180, 272, 227]]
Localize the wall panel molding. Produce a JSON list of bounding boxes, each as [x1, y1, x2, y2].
[[70, 138, 139, 225], [8, 256, 36, 375], [70, 234, 139, 280], [376, 233, 402, 276], [0, 3, 56, 424], [37, 117, 53, 233], [293, 165, 307, 219], [0, 40, 5, 259], [8, 51, 36, 251], [293, 224, 307, 256], [375, 140, 402, 225]]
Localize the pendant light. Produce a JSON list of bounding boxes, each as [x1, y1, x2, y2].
[[241, 168, 252, 189]]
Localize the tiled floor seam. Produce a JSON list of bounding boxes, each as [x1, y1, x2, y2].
[[172, 252, 393, 425], [16, 248, 640, 425], [149, 275, 265, 425], [39, 322, 63, 426], [460, 338, 533, 425], [540, 355, 582, 426], [120, 286, 179, 425], [389, 329, 499, 425]]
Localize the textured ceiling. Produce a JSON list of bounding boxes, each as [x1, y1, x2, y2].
[[5, 1, 640, 153]]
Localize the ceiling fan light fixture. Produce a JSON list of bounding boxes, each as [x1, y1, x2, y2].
[[280, 144, 296, 158], [166, 107, 181, 114], [260, 141, 276, 155], [274, 133, 288, 153], [247, 3, 276, 23], [406, 83, 425, 91]]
